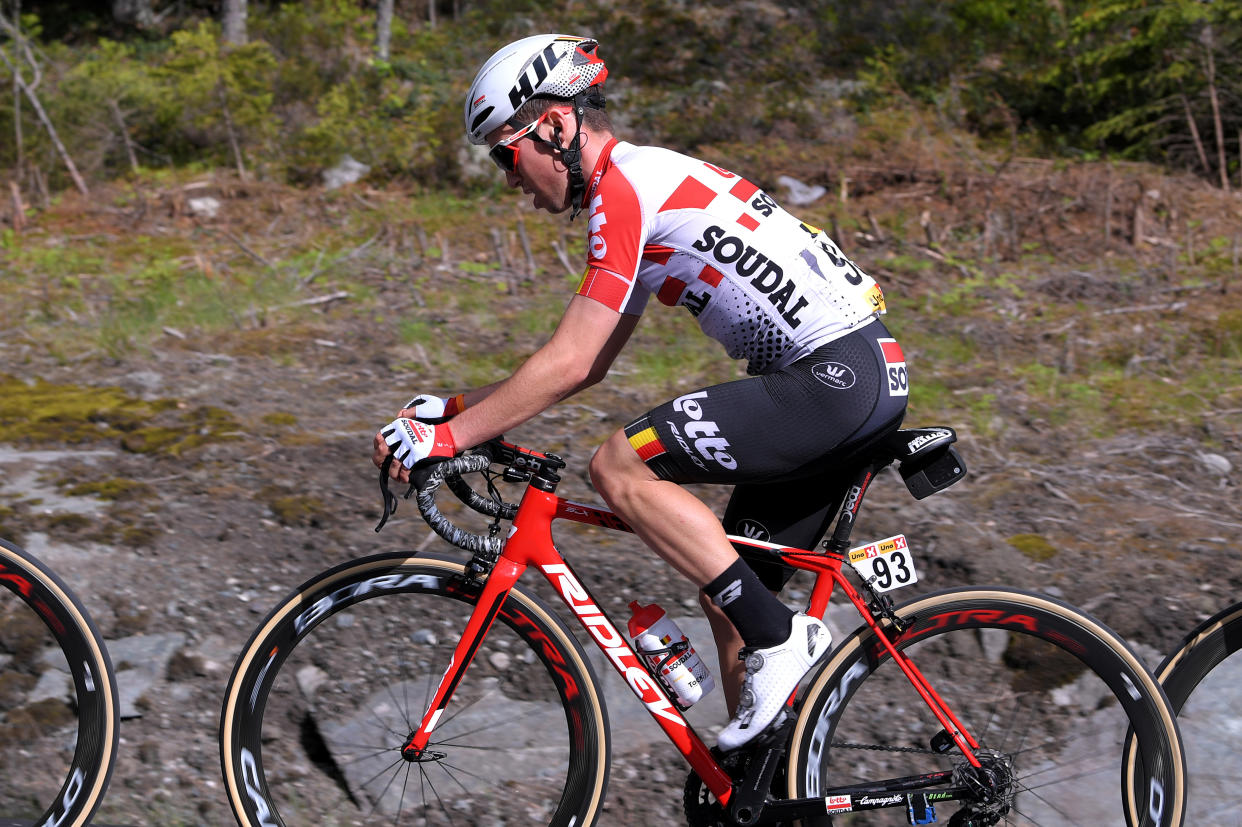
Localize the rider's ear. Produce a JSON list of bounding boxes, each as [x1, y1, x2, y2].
[[546, 105, 575, 146]]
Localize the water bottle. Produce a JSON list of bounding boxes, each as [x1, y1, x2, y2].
[[627, 600, 715, 710]]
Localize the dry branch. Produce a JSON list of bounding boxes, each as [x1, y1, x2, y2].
[[0, 36, 89, 195], [266, 290, 349, 311], [551, 238, 577, 280], [8, 180, 24, 232]]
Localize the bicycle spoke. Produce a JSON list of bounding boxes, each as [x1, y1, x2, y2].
[[791, 590, 1183, 827], [222, 556, 607, 826]]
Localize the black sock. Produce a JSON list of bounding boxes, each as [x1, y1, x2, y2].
[[703, 559, 795, 649]]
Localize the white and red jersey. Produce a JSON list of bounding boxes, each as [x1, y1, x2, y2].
[[576, 140, 886, 375]]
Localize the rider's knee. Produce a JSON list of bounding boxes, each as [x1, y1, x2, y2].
[[588, 431, 627, 498]]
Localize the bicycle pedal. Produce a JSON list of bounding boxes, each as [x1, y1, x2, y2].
[[907, 793, 937, 825]]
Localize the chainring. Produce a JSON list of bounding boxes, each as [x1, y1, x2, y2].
[[684, 751, 747, 827], [684, 750, 791, 827]]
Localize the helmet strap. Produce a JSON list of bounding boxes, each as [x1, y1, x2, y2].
[[516, 97, 592, 220], [557, 94, 590, 220]]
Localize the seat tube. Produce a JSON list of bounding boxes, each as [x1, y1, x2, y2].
[[402, 557, 525, 757]]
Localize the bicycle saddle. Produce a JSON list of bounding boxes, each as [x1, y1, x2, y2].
[[879, 427, 967, 500]]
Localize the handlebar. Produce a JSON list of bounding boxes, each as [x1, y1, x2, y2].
[[375, 439, 560, 557]]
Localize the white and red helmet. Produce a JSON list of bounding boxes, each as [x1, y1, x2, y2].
[[464, 34, 608, 146]]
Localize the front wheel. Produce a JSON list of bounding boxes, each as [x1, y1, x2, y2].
[[788, 587, 1185, 826], [220, 552, 611, 826], [0, 537, 119, 827]]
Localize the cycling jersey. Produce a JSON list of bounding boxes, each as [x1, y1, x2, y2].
[[578, 140, 886, 375]]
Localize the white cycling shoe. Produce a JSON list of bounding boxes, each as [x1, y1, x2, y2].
[[717, 613, 831, 752]]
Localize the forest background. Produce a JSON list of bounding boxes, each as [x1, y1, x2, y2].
[[1, 1, 1242, 824], [3, 0, 1242, 193]]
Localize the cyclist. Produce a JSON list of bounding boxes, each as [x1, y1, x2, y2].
[[372, 33, 907, 751]]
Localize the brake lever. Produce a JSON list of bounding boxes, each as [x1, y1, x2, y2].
[[375, 454, 399, 533]]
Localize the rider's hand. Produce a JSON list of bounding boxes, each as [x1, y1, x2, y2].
[[378, 418, 457, 474], [399, 393, 466, 423]]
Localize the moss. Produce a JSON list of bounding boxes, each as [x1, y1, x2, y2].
[[2, 697, 76, 735], [1007, 533, 1058, 561], [1002, 635, 1084, 691], [0, 374, 150, 445], [261, 412, 299, 427], [118, 523, 160, 548], [41, 513, 92, 532], [259, 485, 329, 527], [85, 510, 159, 548], [0, 606, 51, 661], [0, 671, 36, 710], [107, 596, 152, 636], [0, 375, 242, 456], [0, 506, 21, 546], [64, 478, 156, 502]]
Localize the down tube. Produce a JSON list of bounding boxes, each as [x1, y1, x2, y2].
[[536, 557, 733, 802]]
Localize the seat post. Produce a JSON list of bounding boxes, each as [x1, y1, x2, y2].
[[824, 459, 890, 554]]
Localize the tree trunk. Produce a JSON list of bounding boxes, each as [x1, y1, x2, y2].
[[217, 83, 248, 180], [1179, 90, 1211, 176], [0, 47, 88, 195], [1200, 32, 1229, 192], [108, 99, 140, 173], [10, 0, 22, 174], [223, 0, 248, 46], [376, 0, 393, 62]]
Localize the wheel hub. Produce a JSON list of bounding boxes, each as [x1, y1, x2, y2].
[[401, 739, 447, 763], [951, 749, 1015, 824]]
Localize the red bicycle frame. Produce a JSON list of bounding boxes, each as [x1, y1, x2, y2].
[[400, 458, 983, 810]]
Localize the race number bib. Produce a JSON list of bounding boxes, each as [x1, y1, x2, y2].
[[848, 534, 918, 593]]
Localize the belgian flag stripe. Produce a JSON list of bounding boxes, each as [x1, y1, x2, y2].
[[628, 427, 666, 461]]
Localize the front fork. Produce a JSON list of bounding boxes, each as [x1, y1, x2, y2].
[[401, 556, 524, 759]]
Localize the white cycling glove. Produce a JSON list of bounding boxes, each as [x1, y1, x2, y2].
[[381, 419, 457, 469], [402, 393, 467, 421]]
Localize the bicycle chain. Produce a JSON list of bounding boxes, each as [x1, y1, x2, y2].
[[831, 740, 937, 754]]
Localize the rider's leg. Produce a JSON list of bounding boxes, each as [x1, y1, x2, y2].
[[593, 430, 837, 752], [590, 431, 795, 652], [699, 591, 745, 713]]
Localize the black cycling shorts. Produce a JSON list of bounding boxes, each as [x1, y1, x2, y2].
[[624, 319, 908, 588]]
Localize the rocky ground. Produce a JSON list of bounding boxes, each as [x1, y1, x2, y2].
[[1, 162, 1240, 825], [0, 334, 1237, 826]]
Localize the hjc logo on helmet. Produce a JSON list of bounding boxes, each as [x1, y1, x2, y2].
[[508, 44, 559, 110]]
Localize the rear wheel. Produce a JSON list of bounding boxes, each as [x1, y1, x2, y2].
[[788, 588, 1185, 826], [0, 537, 118, 827], [1125, 601, 1242, 826], [220, 552, 611, 826]]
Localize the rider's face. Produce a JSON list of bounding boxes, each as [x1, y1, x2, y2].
[[486, 109, 573, 214]]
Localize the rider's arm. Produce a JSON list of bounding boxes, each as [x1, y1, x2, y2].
[[441, 295, 639, 450]]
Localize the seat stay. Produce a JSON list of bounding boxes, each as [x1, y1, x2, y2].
[[777, 551, 984, 767]]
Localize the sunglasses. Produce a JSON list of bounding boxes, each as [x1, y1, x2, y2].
[[488, 112, 551, 173]]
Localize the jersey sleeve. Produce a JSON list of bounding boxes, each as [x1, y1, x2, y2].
[[576, 167, 648, 316]]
